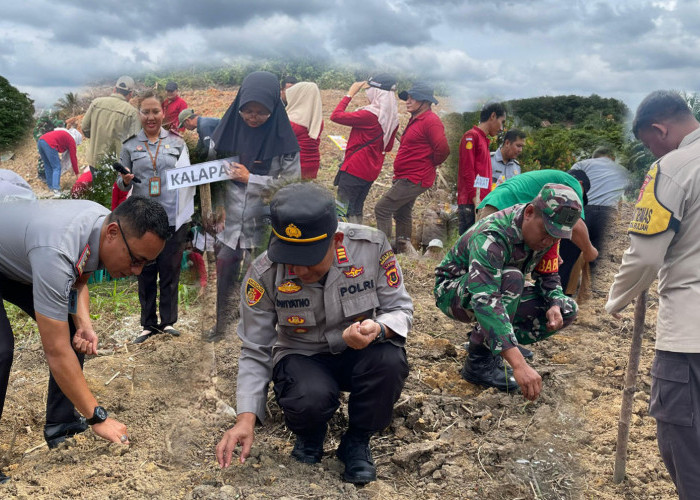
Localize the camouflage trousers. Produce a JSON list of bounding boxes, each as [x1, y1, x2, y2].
[[436, 267, 577, 353]]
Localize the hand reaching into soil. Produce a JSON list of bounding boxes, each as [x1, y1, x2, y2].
[[217, 412, 256, 467], [92, 418, 130, 445]]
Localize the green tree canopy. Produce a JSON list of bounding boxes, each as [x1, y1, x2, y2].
[[0, 75, 34, 151]]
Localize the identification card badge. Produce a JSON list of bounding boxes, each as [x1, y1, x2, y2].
[[149, 176, 161, 196], [68, 289, 78, 314]]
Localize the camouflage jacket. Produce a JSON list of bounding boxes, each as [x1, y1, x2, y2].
[[434, 204, 568, 353]]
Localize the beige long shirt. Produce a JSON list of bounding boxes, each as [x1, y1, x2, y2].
[[606, 127, 700, 352]]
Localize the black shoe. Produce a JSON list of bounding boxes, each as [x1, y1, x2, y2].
[[517, 345, 534, 360], [203, 326, 225, 343], [336, 433, 376, 484], [161, 325, 181, 337], [461, 344, 518, 392], [132, 329, 157, 344], [291, 430, 326, 464], [44, 417, 88, 449], [0, 471, 9, 484]]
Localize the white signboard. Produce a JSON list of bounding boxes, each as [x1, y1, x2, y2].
[[473, 175, 490, 189], [166, 157, 238, 190]]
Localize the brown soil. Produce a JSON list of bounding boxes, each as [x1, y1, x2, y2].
[[0, 89, 675, 499]]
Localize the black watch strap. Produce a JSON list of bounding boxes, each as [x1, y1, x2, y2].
[[87, 406, 108, 425], [372, 322, 387, 344]]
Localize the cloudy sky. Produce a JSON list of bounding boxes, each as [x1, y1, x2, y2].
[[1, 0, 697, 114]]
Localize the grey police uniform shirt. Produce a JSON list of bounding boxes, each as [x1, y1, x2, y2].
[[0, 169, 35, 201], [219, 152, 301, 251], [570, 157, 630, 206], [491, 148, 521, 184], [236, 223, 414, 422], [117, 128, 192, 227], [0, 200, 107, 320]]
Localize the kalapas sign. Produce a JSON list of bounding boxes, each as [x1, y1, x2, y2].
[[166, 157, 238, 190]]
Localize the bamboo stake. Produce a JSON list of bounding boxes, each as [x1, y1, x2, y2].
[[613, 290, 647, 484]]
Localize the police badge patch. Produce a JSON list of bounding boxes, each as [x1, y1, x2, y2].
[[343, 266, 364, 278], [278, 281, 301, 294], [246, 278, 265, 306], [385, 264, 400, 288], [287, 315, 305, 325]]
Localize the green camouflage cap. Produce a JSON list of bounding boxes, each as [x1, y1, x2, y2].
[[532, 183, 582, 239]]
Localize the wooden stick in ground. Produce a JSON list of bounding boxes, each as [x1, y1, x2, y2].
[[613, 290, 648, 484]]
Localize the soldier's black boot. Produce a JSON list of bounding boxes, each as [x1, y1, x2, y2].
[[291, 428, 326, 464], [44, 417, 88, 449], [517, 345, 534, 360], [336, 430, 376, 484], [460, 344, 518, 392]]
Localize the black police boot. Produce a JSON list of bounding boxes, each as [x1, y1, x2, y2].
[[291, 428, 326, 464], [336, 431, 376, 484], [44, 417, 89, 449], [460, 344, 518, 392], [0, 470, 9, 484], [203, 326, 225, 343], [517, 345, 534, 360]]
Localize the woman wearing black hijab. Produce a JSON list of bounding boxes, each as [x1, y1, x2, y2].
[[207, 71, 301, 341]]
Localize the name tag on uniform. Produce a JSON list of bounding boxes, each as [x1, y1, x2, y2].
[[68, 289, 78, 314], [474, 175, 490, 189], [149, 177, 161, 196]]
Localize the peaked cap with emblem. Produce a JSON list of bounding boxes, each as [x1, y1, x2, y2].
[[268, 182, 338, 266], [531, 183, 582, 239]]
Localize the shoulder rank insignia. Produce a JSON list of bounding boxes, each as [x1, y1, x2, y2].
[[336, 245, 349, 264], [246, 278, 265, 306], [76, 244, 91, 276], [287, 315, 305, 325], [385, 264, 400, 288], [278, 281, 301, 293], [379, 250, 395, 269], [343, 266, 364, 278]]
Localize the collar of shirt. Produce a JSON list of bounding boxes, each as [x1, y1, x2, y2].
[[680, 127, 700, 148], [136, 128, 169, 143]]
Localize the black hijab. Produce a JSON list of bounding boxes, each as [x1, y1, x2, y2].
[[211, 71, 299, 169]]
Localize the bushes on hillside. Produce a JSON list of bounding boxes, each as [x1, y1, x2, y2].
[[0, 76, 34, 151]]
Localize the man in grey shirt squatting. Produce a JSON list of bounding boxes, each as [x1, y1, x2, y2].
[[0, 196, 170, 483], [216, 182, 412, 484]]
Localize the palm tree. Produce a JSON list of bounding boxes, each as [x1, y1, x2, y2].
[[55, 92, 82, 119]]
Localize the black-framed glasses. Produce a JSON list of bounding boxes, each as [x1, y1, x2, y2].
[[238, 109, 271, 120], [117, 219, 157, 267]]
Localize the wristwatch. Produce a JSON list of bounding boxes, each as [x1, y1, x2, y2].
[[372, 322, 386, 344], [86, 406, 108, 425]]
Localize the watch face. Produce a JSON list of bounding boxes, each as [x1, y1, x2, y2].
[[94, 406, 108, 421]]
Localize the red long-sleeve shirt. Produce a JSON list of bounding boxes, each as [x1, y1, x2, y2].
[[393, 110, 449, 188], [291, 121, 324, 179], [40, 129, 79, 174], [457, 126, 492, 205], [163, 95, 188, 132], [330, 96, 397, 182]]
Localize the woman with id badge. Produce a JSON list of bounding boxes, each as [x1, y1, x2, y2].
[[117, 90, 195, 344]]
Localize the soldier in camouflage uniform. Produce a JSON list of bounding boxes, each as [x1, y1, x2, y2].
[[434, 184, 580, 400]]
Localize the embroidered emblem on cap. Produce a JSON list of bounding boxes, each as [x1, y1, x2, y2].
[[246, 278, 265, 306], [385, 264, 400, 288], [343, 266, 364, 278], [76, 244, 91, 276], [336, 246, 349, 264], [287, 315, 305, 325], [278, 281, 301, 294], [285, 224, 302, 238]]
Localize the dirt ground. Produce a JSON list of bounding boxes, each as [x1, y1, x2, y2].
[[0, 88, 676, 499]]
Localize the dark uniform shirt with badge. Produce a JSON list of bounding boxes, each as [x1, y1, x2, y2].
[[236, 222, 413, 422]]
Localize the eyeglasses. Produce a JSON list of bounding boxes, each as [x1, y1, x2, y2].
[[238, 109, 271, 120], [117, 219, 157, 268]]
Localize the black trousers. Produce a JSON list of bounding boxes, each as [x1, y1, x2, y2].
[[458, 204, 475, 235], [272, 342, 409, 436], [138, 224, 188, 331], [584, 205, 616, 274], [558, 238, 582, 291], [336, 171, 373, 219], [0, 275, 82, 425], [215, 243, 244, 335]]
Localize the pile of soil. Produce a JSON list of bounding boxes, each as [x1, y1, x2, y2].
[[0, 88, 675, 499]]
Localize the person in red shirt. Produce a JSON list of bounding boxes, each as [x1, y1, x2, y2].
[[374, 82, 449, 245], [162, 81, 188, 132], [37, 128, 81, 194], [286, 82, 324, 179], [330, 74, 399, 223], [458, 102, 506, 233]]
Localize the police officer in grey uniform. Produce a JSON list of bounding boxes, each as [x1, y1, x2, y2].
[[216, 182, 412, 484], [0, 196, 169, 483], [117, 90, 195, 343]]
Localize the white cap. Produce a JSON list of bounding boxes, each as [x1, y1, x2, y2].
[[427, 239, 443, 249]]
